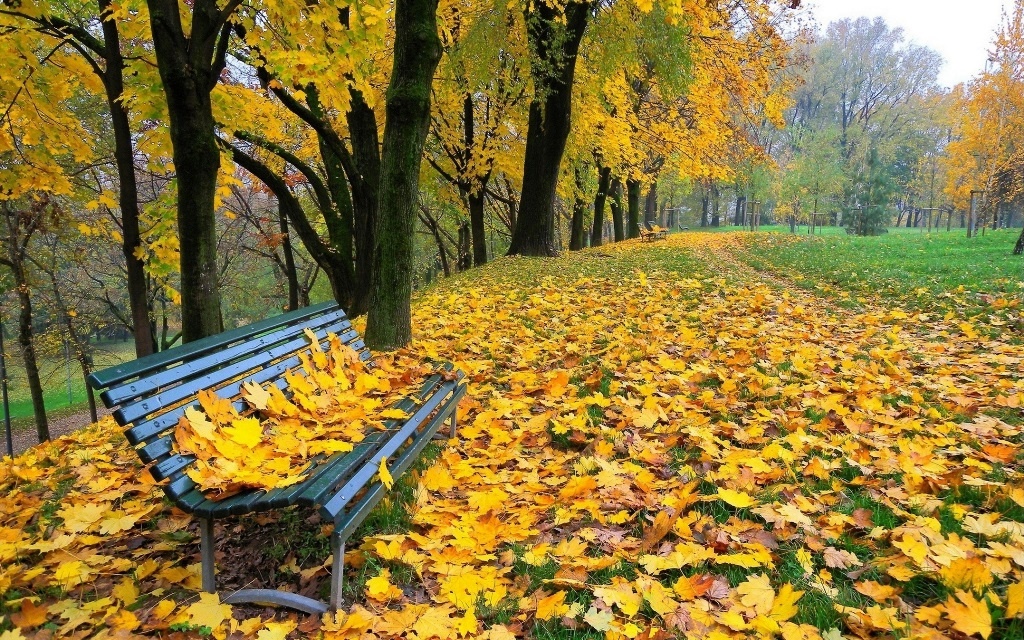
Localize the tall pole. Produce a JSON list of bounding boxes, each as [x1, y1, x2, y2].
[[1, 320, 12, 458]]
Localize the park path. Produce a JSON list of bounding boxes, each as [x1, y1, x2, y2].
[[7, 406, 111, 457]]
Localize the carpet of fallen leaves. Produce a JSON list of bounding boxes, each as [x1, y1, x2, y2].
[[3, 232, 1024, 640]]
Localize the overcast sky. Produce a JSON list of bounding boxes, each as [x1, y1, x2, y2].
[[804, 0, 1013, 87]]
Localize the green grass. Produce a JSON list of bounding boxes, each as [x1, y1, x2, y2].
[[737, 227, 1024, 329], [5, 339, 135, 430]]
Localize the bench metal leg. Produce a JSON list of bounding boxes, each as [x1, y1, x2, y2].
[[329, 531, 345, 611], [449, 410, 457, 439], [200, 517, 216, 593]]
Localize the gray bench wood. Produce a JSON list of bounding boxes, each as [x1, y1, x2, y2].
[[87, 302, 466, 614]]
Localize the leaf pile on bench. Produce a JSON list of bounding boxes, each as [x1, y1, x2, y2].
[[172, 330, 433, 500]]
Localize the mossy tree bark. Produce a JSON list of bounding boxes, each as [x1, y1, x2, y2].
[[365, 0, 443, 350], [146, 0, 234, 341], [507, 0, 591, 257]]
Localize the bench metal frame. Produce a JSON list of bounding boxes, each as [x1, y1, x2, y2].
[[87, 302, 465, 614]]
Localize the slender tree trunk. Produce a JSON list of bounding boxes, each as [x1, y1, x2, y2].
[[626, 179, 641, 238], [99, 1, 155, 357], [469, 191, 487, 266], [1014, 225, 1024, 255], [735, 194, 745, 226], [591, 166, 611, 247], [365, 0, 442, 350], [710, 183, 720, 227], [507, 0, 591, 256], [700, 192, 709, 227], [146, 0, 227, 341], [1, 206, 47, 441], [279, 207, 300, 311], [610, 178, 625, 242], [15, 280, 47, 443]]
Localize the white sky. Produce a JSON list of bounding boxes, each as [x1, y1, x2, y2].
[[804, 0, 1013, 87]]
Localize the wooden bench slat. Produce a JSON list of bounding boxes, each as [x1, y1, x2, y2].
[[114, 323, 361, 425], [87, 301, 339, 390], [102, 310, 350, 406]]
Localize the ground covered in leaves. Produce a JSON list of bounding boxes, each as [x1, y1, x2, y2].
[[3, 232, 1024, 640]]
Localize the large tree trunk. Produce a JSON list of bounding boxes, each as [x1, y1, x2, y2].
[[346, 89, 381, 317], [365, 0, 442, 350], [147, 0, 227, 341], [590, 165, 611, 247], [626, 179, 641, 238], [100, 0, 155, 357], [644, 182, 658, 225], [610, 178, 625, 242], [507, 0, 591, 256], [569, 166, 587, 251]]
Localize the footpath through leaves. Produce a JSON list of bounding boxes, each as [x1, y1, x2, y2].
[[2, 232, 1024, 639]]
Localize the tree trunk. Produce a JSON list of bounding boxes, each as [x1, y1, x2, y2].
[[99, 0, 155, 357], [15, 279, 48, 443], [469, 190, 487, 266], [279, 207, 300, 311], [346, 89, 381, 317], [735, 195, 745, 226], [626, 179, 641, 238], [1013, 225, 1024, 255], [710, 183, 720, 227], [700, 192, 709, 227], [644, 182, 657, 225], [365, 0, 442, 350], [507, 0, 591, 256], [591, 165, 611, 247], [610, 178, 625, 242], [146, 0, 227, 342], [569, 166, 587, 251]]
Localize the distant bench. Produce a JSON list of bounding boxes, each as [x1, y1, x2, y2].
[[640, 223, 668, 242], [87, 302, 466, 613]]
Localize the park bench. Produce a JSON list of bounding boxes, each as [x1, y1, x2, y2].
[[86, 301, 466, 614], [640, 222, 668, 242]]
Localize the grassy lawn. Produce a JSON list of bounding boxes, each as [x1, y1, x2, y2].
[[3, 340, 136, 429], [737, 226, 1024, 330]]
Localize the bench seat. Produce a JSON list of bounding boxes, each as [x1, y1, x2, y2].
[[87, 302, 466, 614]]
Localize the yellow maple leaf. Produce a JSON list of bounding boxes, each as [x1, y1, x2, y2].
[[737, 574, 775, 616], [944, 590, 993, 639], [717, 488, 757, 508], [769, 583, 803, 622], [536, 590, 569, 621], [185, 592, 232, 631], [224, 417, 263, 448], [378, 456, 394, 490], [1007, 581, 1024, 619], [366, 569, 403, 602], [594, 579, 642, 617]]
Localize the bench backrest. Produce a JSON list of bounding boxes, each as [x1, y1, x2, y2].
[[87, 302, 370, 485]]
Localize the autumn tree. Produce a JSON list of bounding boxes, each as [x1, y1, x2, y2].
[[145, 0, 241, 341]]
